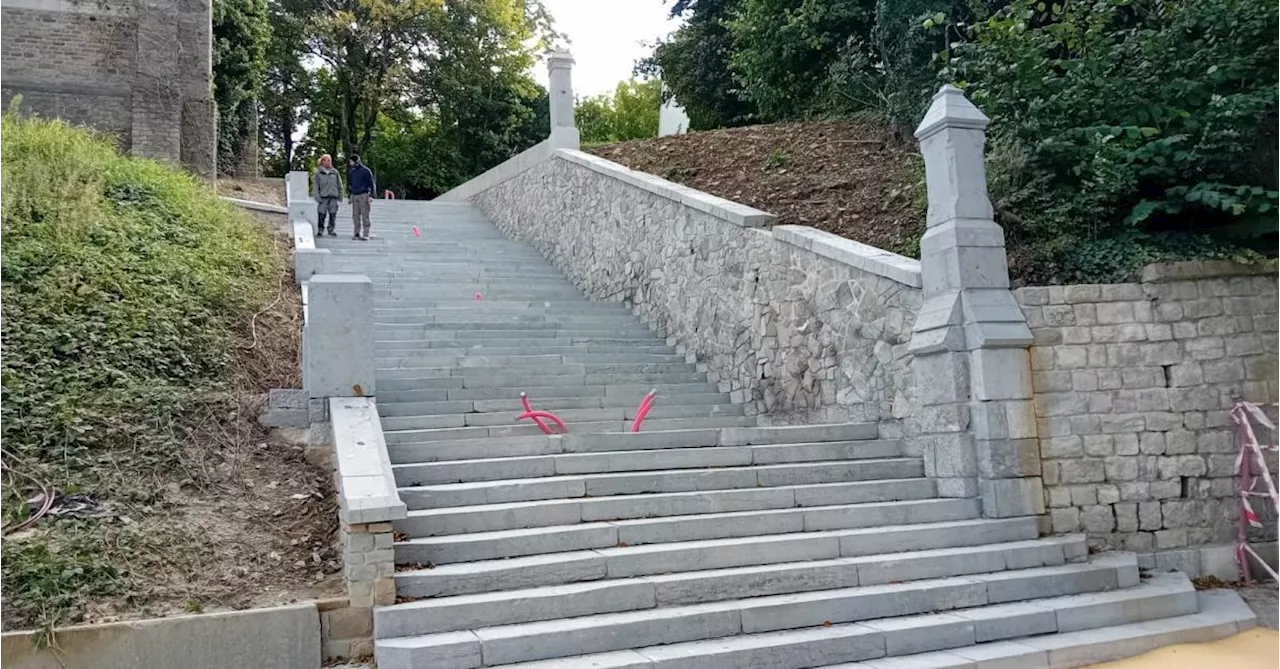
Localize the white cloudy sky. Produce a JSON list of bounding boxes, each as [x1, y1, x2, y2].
[[534, 0, 683, 96]]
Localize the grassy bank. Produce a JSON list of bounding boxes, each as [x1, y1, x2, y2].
[[1, 114, 336, 638]]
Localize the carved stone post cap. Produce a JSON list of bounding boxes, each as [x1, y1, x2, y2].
[[915, 84, 990, 140], [547, 49, 575, 68]]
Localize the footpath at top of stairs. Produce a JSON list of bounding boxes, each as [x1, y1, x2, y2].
[[312, 200, 1257, 669]]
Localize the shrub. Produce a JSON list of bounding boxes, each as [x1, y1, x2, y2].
[[944, 0, 1278, 283], [0, 112, 278, 489]]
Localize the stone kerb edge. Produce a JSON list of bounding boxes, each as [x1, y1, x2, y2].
[[329, 397, 405, 525], [221, 196, 288, 214], [292, 220, 330, 282], [436, 138, 555, 202], [773, 225, 923, 288], [554, 149, 778, 229], [1139, 259, 1279, 283]]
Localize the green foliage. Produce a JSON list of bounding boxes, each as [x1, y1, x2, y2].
[[575, 79, 663, 145], [639, 0, 758, 130], [259, 0, 311, 174], [0, 113, 276, 484], [728, 0, 877, 119], [1, 528, 120, 637], [213, 0, 271, 173], [945, 0, 1278, 283]]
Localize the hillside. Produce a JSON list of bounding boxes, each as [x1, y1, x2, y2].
[[588, 121, 924, 257]]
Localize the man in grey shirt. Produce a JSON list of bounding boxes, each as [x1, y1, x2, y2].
[[312, 154, 343, 237]]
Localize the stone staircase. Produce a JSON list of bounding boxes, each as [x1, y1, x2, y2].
[[316, 200, 1256, 669]]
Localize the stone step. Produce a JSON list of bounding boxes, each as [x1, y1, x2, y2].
[[398, 458, 924, 509], [374, 363, 698, 380], [378, 388, 727, 410], [384, 416, 757, 445], [393, 440, 903, 484], [375, 330, 665, 342], [372, 555, 1139, 668], [375, 301, 631, 312], [380, 406, 746, 432], [380, 535, 1088, 637], [426, 571, 1220, 669], [376, 314, 644, 326], [378, 398, 736, 420], [375, 372, 710, 392], [396, 512, 1025, 568], [377, 353, 688, 366], [378, 382, 722, 402], [376, 338, 670, 351], [393, 478, 936, 537]]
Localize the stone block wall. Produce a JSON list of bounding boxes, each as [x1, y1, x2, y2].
[[472, 150, 922, 429], [1, 0, 216, 178], [1016, 262, 1279, 551]]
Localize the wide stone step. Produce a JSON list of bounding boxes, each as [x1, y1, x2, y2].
[[375, 372, 709, 393], [393, 478, 936, 537], [378, 388, 727, 411], [378, 396, 735, 418], [380, 404, 745, 431], [428, 571, 1220, 669], [378, 382, 723, 402], [380, 535, 1089, 637], [376, 314, 645, 326], [397, 458, 924, 509], [374, 329, 665, 342], [397, 509, 1024, 568], [377, 353, 688, 366], [393, 440, 903, 484], [376, 337, 670, 351], [374, 362, 698, 380], [373, 555, 1139, 668], [383, 416, 757, 444]]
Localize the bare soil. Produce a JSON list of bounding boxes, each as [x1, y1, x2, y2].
[[1, 230, 341, 631], [219, 177, 287, 207], [588, 121, 924, 256]]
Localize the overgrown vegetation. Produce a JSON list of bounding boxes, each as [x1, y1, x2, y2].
[[213, 0, 271, 173], [576, 79, 663, 146], [1, 114, 330, 636], [643, 0, 1276, 283]]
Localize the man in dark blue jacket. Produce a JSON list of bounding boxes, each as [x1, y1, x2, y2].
[[347, 154, 376, 240]]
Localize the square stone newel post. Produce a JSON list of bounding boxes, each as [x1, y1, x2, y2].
[[287, 170, 318, 226], [304, 275, 377, 399], [547, 49, 581, 150], [908, 85, 1045, 519]]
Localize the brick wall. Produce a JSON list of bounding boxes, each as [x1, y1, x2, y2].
[[0, 0, 215, 177], [1016, 261, 1279, 552]]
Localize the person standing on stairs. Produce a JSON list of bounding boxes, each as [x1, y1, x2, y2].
[[312, 154, 343, 237], [347, 154, 376, 241]]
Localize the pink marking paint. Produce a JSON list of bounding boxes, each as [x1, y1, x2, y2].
[[475, 292, 483, 301], [412, 225, 422, 238]]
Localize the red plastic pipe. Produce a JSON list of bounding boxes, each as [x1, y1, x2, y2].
[[520, 393, 553, 434], [631, 390, 657, 432]]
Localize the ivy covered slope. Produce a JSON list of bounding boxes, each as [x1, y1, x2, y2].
[[0, 114, 286, 631]]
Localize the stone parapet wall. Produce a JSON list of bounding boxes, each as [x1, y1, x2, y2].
[[472, 150, 922, 429], [1016, 261, 1279, 551]]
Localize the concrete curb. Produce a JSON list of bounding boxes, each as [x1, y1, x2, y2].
[[1, 603, 320, 669]]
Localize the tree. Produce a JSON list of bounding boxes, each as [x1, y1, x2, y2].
[[259, 0, 311, 174], [727, 0, 876, 120], [213, 0, 271, 173], [639, 0, 757, 130], [575, 79, 662, 144]]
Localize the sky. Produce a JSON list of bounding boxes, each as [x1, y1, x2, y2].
[[534, 0, 683, 97]]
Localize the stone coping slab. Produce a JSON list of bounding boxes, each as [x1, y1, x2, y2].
[[222, 196, 288, 214], [773, 224, 922, 288], [554, 149, 778, 229], [0, 602, 320, 669], [331, 397, 407, 525], [1139, 259, 1278, 283], [437, 139, 555, 202]]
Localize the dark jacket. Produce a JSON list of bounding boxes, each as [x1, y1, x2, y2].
[[348, 164, 375, 196]]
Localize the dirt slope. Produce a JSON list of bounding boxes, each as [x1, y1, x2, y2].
[[588, 121, 923, 256]]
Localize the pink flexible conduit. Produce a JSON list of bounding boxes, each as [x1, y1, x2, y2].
[[518, 392, 568, 434], [631, 390, 657, 432]]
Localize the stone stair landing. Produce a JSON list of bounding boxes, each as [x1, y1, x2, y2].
[[314, 199, 1256, 669]]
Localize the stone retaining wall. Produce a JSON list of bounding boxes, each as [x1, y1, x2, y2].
[[473, 149, 922, 429], [1016, 262, 1279, 551]]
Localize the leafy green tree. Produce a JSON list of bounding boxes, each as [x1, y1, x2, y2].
[[213, 0, 271, 173], [945, 0, 1278, 283], [259, 0, 311, 174], [727, 0, 876, 120], [576, 79, 662, 144], [639, 0, 757, 130]]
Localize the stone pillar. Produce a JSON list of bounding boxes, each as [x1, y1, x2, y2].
[[908, 85, 1045, 519], [287, 170, 318, 226], [177, 0, 216, 179], [304, 275, 376, 399], [547, 49, 580, 149], [131, 0, 183, 163]]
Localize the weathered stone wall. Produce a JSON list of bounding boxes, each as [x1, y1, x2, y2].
[[472, 150, 922, 429], [1016, 262, 1279, 552], [1, 0, 216, 178]]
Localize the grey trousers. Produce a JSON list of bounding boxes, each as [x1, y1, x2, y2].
[[351, 193, 372, 237], [317, 197, 340, 233]]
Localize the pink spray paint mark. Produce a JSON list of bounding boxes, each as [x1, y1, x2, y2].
[[412, 225, 422, 238], [631, 390, 657, 432], [475, 292, 483, 301]]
